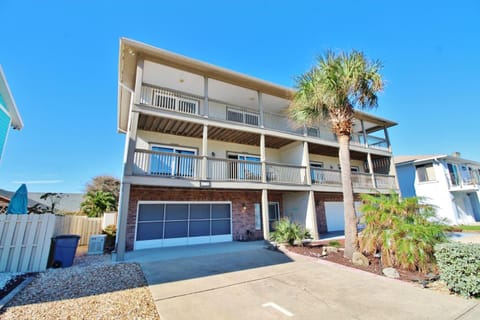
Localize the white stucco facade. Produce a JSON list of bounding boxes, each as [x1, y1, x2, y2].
[[395, 155, 480, 225]]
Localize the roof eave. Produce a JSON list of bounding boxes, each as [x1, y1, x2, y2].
[[0, 66, 24, 130]]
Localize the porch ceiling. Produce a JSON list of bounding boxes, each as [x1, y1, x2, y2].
[[137, 114, 294, 148], [309, 143, 367, 161]]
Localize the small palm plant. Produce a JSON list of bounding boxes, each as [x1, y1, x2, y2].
[[359, 192, 446, 272], [270, 218, 311, 246], [81, 191, 116, 217]]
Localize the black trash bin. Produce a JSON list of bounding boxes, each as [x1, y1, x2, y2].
[[49, 235, 81, 268]]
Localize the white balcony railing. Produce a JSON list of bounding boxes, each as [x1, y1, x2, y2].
[[266, 163, 308, 185], [208, 158, 262, 182], [133, 149, 202, 179], [138, 84, 390, 151], [374, 174, 397, 189]]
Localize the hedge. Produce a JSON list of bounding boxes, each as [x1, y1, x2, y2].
[[434, 242, 480, 297]]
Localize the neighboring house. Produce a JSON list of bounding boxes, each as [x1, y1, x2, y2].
[[0, 65, 23, 161], [115, 38, 398, 258], [28, 192, 84, 213], [0, 188, 48, 214], [395, 153, 480, 225]]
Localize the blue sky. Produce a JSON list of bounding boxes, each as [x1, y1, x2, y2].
[[0, 0, 479, 193]]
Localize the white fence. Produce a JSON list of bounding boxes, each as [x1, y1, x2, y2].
[[0, 214, 56, 272]]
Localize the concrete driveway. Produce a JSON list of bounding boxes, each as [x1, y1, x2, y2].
[[127, 242, 480, 320]]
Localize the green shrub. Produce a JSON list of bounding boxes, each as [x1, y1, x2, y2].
[[270, 218, 311, 246], [328, 240, 341, 248], [434, 242, 480, 297], [360, 192, 446, 272], [102, 224, 117, 252]]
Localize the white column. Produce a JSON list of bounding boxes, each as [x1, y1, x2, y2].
[[202, 124, 208, 179], [260, 134, 267, 183], [203, 76, 209, 117], [360, 120, 368, 146], [115, 182, 130, 261], [261, 189, 270, 241], [307, 191, 319, 240], [258, 91, 264, 128], [384, 127, 391, 151], [367, 153, 377, 189], [133, 58, 144, 105], [124, 111, 139, 176], [303, 141, 312, 185]]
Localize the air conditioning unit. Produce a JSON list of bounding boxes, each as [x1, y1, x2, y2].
[[88, 234, 107, 255]]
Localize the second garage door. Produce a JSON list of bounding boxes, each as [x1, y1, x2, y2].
[[135, 202, 232, 250], [324, 202, 362, 232]]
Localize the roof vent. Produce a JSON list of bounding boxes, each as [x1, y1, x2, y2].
[[452, 152, 461, 158]]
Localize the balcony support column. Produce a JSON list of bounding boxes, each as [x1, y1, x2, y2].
[[203, 76, 209, 117], [307, 191, 319, 240], [258, 91, 264, 128], [261, 189, 270, 241], [260, 134, 266, 183], [367, 152, 377, 189], [133, 58, 144, 105], [124, 103, 139, 176], [202, 124, 208, 180], [361, 120, 368, 147], [384, 126, 391, 151], [114, 182, 130, 261], [303, 142, 312, 185]]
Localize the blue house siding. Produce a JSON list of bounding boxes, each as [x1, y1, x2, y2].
[[0, 104, 11, 160], [396, 164, 417, 197]]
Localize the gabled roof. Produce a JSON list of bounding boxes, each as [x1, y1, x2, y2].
[[395, 154, 480, 167], [0, 65, 23, 130]]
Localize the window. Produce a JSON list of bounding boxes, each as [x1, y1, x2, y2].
[[254, 203, 261, 230], [447, 163, 459, 186], [338, 165, 360, 172], [269, 202, 280, 231], [310, 162, 324, 183], [150, 145, 196, 177], [416, 163, 436, 182], [226, 107, 259, 126], [227, 153, 261, 180], [306, 127, 320, 137]]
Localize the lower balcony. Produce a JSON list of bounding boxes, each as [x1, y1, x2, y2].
[[132, 149, 308, 186], [131, 149, 396, 191]]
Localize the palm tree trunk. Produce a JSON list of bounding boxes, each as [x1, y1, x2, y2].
[[338, 135, 359, 259]]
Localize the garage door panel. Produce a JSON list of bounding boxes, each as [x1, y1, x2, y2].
[[212, 220, 231, 235], [190, 204, 210, 219], [324, 201, 362, 232], [189, 220, 210, 237], [164, 221, 188, 238], [135, 202, 232, 249], [138, 204, 164, 221], [165, 204, 188, 220], [137, 222, 164, 241], [212, 204, 230, 219]]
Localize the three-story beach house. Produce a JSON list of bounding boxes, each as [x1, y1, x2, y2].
[[115, 38, 398, 259]]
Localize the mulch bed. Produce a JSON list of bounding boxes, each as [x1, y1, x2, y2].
[[287, 240, 436, 284]]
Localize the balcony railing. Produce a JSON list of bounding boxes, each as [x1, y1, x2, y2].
[[266, 163, 308, 185], [374, 174, 397, 189], [138, 84, 390, 151], [207, 158, 262, 182], [133, 149, 202, 179]]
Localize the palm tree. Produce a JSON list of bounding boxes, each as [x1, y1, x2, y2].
[[288, 50, 384, 259], [81, 191, 116, 217]]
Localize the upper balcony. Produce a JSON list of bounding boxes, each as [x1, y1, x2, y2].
[[138, 84, 392, 153], [447, 162, 480, 192]]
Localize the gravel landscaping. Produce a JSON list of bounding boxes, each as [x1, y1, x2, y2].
[[0, 252, 159, 319]]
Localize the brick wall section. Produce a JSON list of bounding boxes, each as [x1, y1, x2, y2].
[[127, 186, 284, 250], [314, 192, 362, 233]]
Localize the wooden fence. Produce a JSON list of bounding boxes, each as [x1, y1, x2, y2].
[[0, 214, 56, 272], [54, 215, 103, 246]]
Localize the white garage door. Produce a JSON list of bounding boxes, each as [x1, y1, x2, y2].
[[135, 202, 232, 250], [324, 202, 362, 232]]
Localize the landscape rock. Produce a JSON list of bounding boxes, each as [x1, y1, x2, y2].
[[352, 252, 369, 266], [383, 267, 400, 279], [324, 246, 338, 253]]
